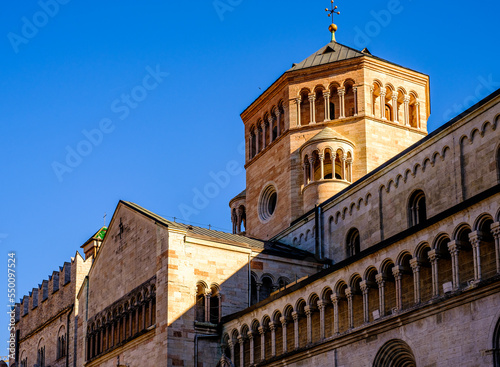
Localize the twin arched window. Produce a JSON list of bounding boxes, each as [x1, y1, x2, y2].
[[408, 190, 427, 227], [196, 283, 221, 324], [57, 328, 67, 359]]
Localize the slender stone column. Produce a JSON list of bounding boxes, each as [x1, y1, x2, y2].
[[280, 316, 288, 353], [404, 96, 410, 126], [238, 336, 245, 367], [347, 159, 353, 182], [392, 95, 398, 123], [256, 283, 262, 303], [410, 258, 421, 304], [428, 250, 440, 297], [448, 240, 463, 289], [338, 88, 346, 118], [276, 109, 281, 136], [319, 154, 325, 180], [330, 294, 340, 334], [262, 122, 267, 148], [303, 163, 308, 186], [292, 311, 299, 349], [255, 125, 260, 153], [353, 86, 358, 116], [370, 87, 375, 116], [304, 306, 313, 344], [309, 94, 316, 124], [295, 98, 301, 127], [268, 115, 273, 143], [341, 157, 346, 180], [111, 322, 115, 346], [309, 157, 315, 182], [228, 340, 235, 363], [360, 281, 370, 323], [317, 301, 326, 340], [247, 331, 255, 365], [380, 89, 387, 120], [204, 292, 211, 323], [345, 287, 354, 329], [491, 222, 500, 274], [416, 101, 421, 128], [258, 326, 265, 361], [324, 91, 331, 121], [392, 266, 403, 311], [270, 323, 277, 357], [375, 274, 386, 316], [469, 231, 483, 281]]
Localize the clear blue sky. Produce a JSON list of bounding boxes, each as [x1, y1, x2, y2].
[[1, 0, 499, 357]]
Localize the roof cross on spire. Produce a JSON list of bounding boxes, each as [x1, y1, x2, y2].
[[325, 0, 341, 42]]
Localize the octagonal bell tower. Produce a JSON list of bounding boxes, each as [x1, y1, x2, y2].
[[230, 23, 430, 241]]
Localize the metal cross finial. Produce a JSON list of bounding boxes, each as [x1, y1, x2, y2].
[[325, 0, 340, 24], [325, 0, 340, 42]]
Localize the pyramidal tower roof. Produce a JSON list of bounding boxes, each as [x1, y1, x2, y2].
[[289, 41, 371, 72]]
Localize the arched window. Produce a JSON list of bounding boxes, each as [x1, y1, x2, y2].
[[408, 190, 427, 227], [346, 228, 360, 257], [250, 127, 256, 158], [196, 283, 206, 322], [278, 277, 289, 289], [57, 326, 67, 359], [37, 345, 46, 367], [259, 276, 273, 301], [385, 104, 392, 121], [250, 273, 258, 305], [300, 91, 310, 126], [373, 339, 416, 367], [209, 285, 221, 324]]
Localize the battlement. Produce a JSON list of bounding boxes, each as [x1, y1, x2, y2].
[[15, 254, 90, 324]]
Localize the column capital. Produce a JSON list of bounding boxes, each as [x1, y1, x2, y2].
[[352, 85, 358, 92], [291, 311, 299, 321], [448, 240, 464, 254], [491, 222, 500, 237], [403, 95, 411, 103], [330, 293, 340, 304], [318, 153, 325, 161], [247, 331, 254, 340], [360, 280, 370, 294], [317, 300, 326, 310], [345, 287, 353, 299], [428, 249, 440, 262], [410, 258, 421, 271], [237, 335, 245, 344], [323, 91, 331, 98], [295, 97, 301, 104], [304, 305, 312, 316], [392, 266, 403, 280], [258, 326, 266, 335], [469, 230, 485, 246], [308, 94, 316, 101], [279, 316, 288, 326], [380, 89, 387, 97], [227, 340, 234, 348], [375, 273, 386, 286], [269, 322, 278, 332], [338, 88, 346, 96]]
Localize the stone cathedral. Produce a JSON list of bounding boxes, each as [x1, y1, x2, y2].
[[12, 11, 500, 367]]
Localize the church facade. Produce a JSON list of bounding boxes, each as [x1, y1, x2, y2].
[[12, 30, 500, 367]]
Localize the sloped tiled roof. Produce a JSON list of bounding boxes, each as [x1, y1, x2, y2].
[[289, 41, 368, 72], [120, 201, 319, 262], [307, 127, 350, 144]]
